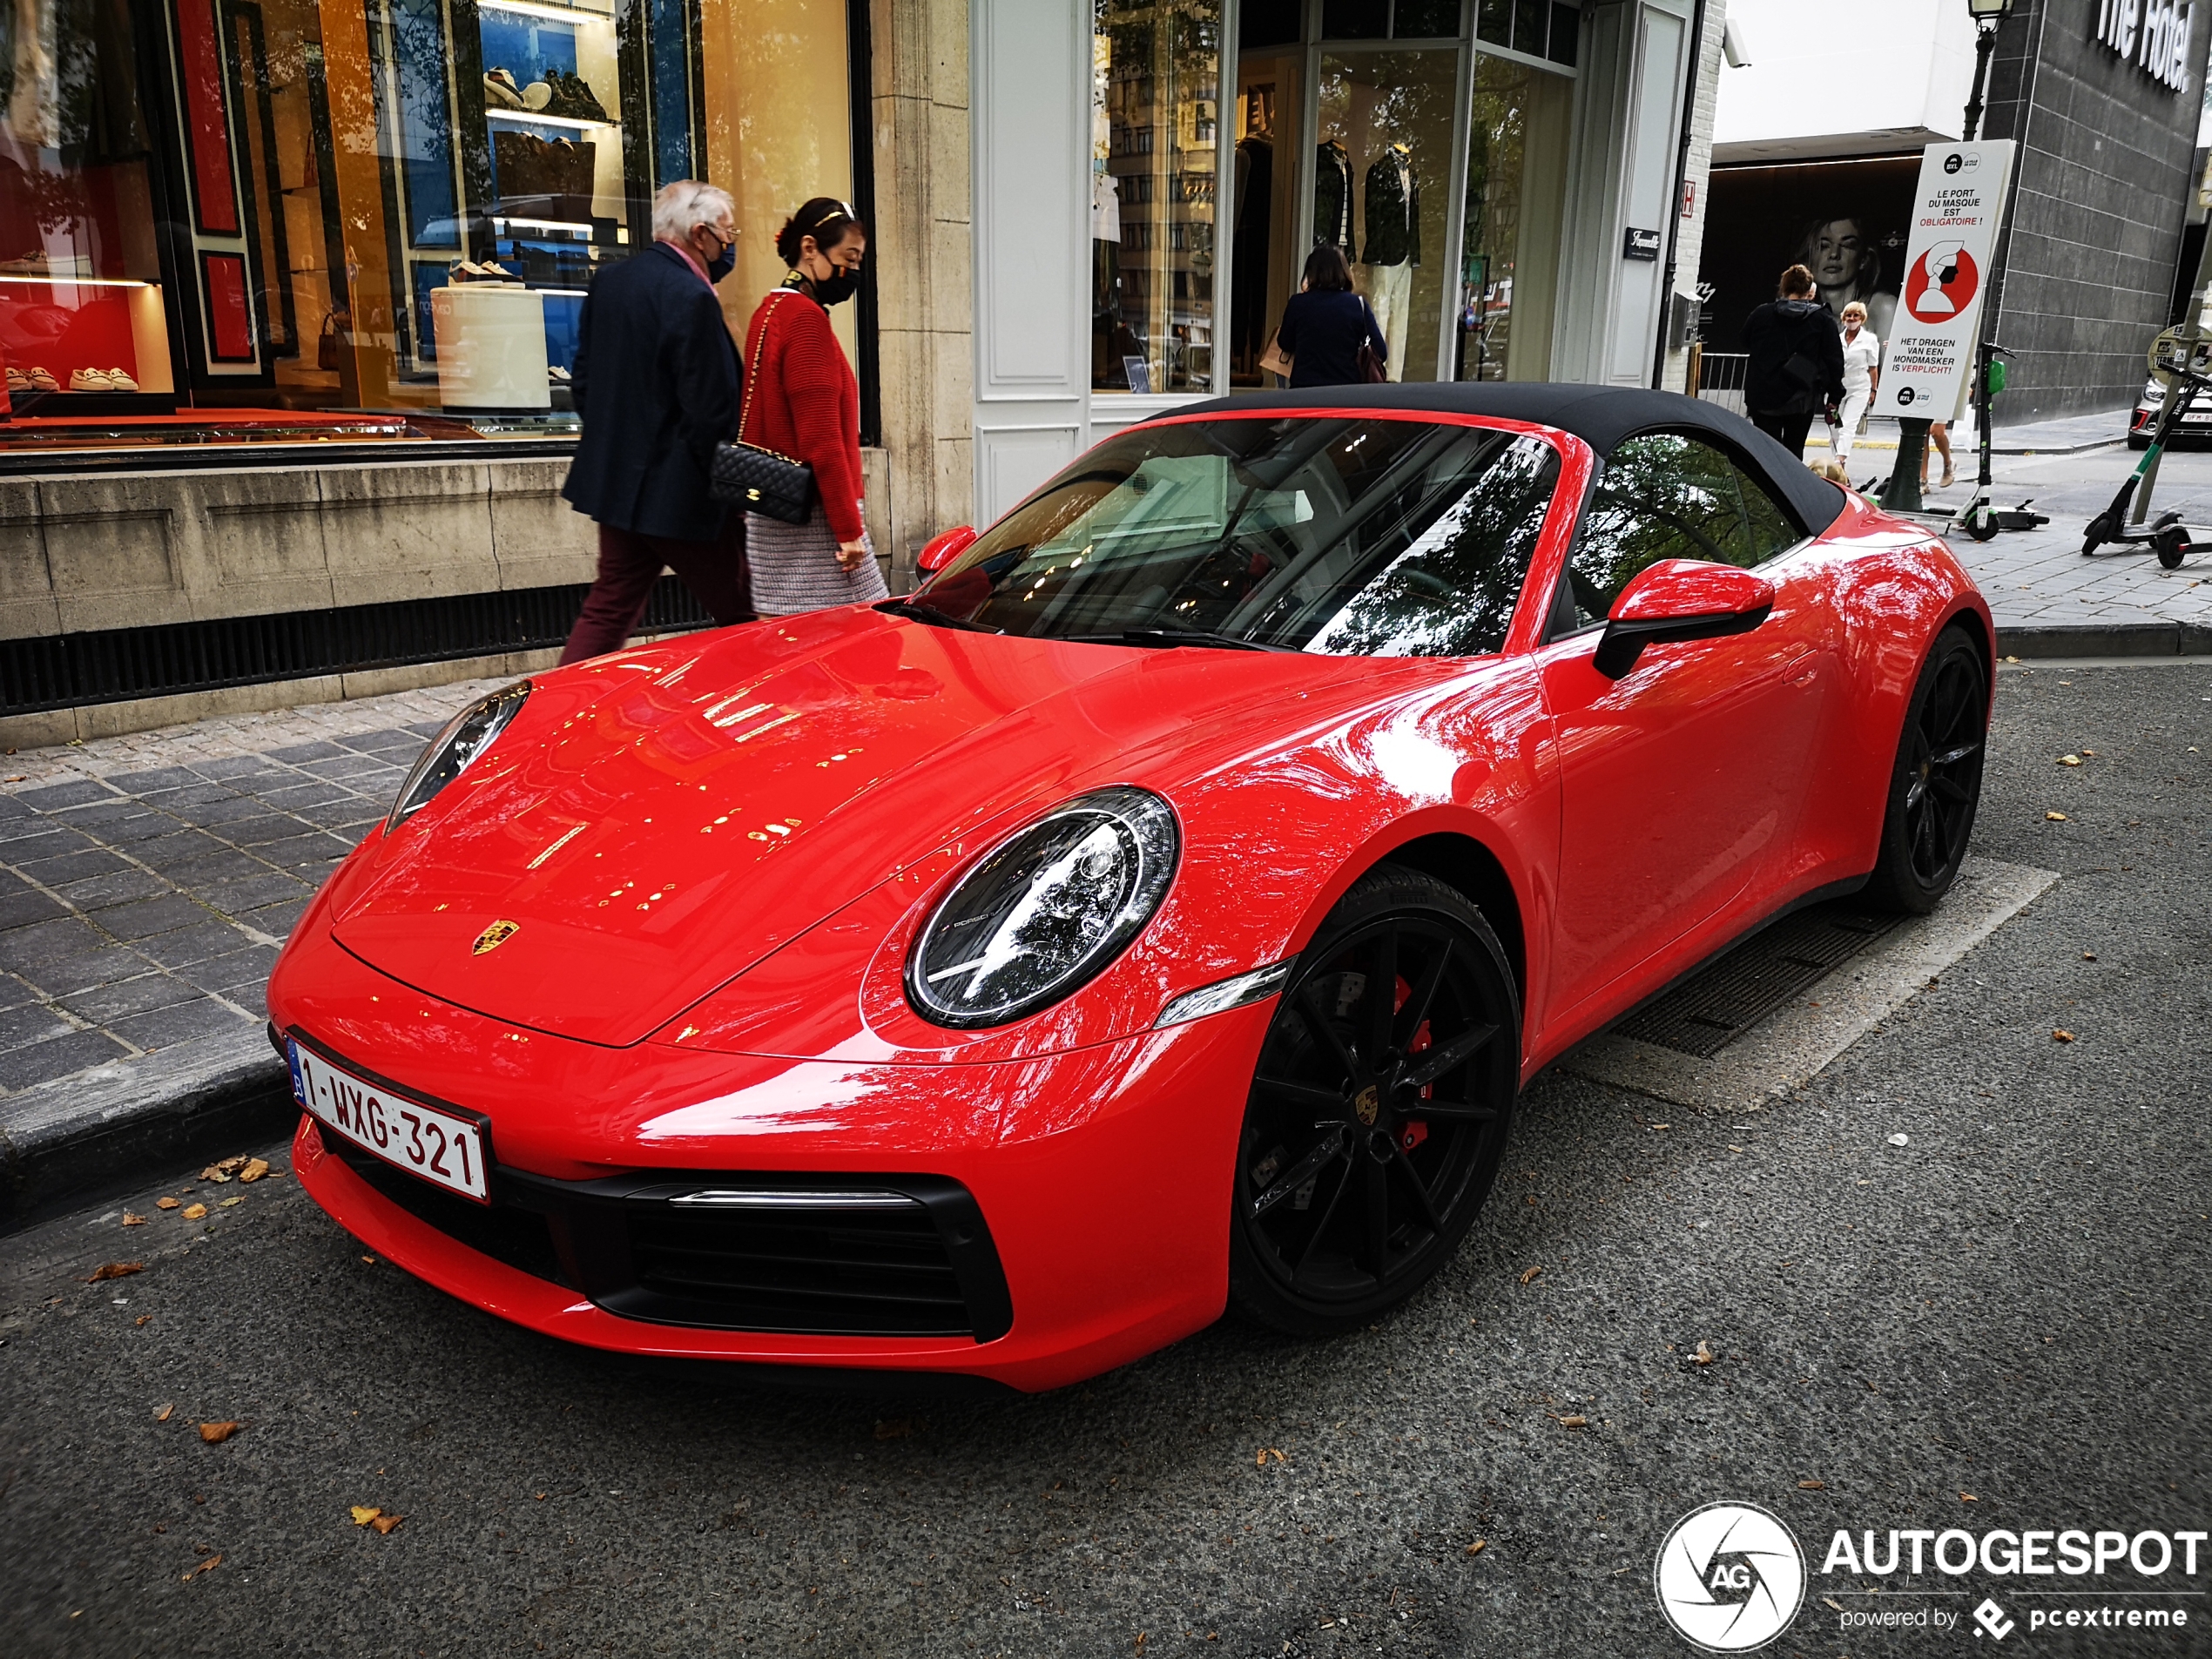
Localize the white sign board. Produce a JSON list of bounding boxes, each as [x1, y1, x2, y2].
[[1871, 140, 2017, 426]]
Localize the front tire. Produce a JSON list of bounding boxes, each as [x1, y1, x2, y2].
[[1227, 866, 1519, 1336], [1862, 626, 1986, 914]]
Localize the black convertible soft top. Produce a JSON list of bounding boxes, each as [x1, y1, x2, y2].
[[1170, 382, 1848, 539]]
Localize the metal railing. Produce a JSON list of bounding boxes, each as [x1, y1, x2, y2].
[[1688, 347, 1748, 415]]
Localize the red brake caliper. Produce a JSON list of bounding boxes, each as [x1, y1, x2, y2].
[[1392, 973, 1430, 1154]]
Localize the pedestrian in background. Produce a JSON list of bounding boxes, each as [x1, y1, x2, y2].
[[740, 197, 886, 615], [1269, 245, 1386, 388], [1922, 420, 1955, 492], [1835, 300, 1880, 465], [1742, 263, 1844, 459], [558, 179, 753, 664]]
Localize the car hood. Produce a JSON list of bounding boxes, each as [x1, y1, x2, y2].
[[329, 609, 1370, 1048]]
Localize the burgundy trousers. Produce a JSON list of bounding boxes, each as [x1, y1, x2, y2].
[[559, 518, 754, 665]]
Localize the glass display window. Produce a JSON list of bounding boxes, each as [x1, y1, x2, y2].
[[0, 0, 173, 408], [1456, 53, 1571, 381], [1314, 47, 1458, 382], [0, 0, 845, 452], [1230, 0, 1575, 389], [1091, 0, 1219, 395]]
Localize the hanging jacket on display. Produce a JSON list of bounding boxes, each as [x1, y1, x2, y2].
[[1361, 145, 1420, 267], [1233, 133, 1274, 360], [1313, 139, 1352, 248]]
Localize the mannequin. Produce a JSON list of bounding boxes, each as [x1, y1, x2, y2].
[[1313, 137, 1352, 252], [1358, 142, 1418, 380], [1232, 91, 1275, 368]]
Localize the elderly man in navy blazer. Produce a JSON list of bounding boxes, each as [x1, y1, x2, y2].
[[558, 179, 753, 663]]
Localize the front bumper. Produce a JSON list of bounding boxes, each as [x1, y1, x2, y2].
[[273, 926, 1274, 1393]]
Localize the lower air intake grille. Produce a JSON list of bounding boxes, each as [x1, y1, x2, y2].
[[624, 1202, 973, 1336], [331, 1141, 570, 1288]]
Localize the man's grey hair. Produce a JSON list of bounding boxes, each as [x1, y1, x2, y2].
[[652, 179, 735, 245]]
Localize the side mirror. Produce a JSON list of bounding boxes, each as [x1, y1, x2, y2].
[[1592, 559, 1776, 679], [915, 525, 978, 576]]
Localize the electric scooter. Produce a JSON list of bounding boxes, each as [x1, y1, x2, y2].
[[2081, 355, 2212, 568]]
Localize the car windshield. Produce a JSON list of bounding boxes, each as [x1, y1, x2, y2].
[[911, 416, 1561, 657]]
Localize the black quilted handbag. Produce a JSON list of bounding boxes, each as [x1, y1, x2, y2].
[[711, 293, 815, 523]]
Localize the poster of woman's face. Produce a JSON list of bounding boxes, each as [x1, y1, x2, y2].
[[1696, 158, 1918, 352]]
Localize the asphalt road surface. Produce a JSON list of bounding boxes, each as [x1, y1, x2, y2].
[[3, 663, 2208, 1659]]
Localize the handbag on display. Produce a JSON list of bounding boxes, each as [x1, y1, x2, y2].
[[318, 309, 348, 372], [1258, 332, 1292, 379], [710, 293, 816, 523]]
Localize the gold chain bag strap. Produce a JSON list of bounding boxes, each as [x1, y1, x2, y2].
[[709, 290, 817, 523]]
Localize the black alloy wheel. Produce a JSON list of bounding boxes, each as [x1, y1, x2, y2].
[[1228, 867, 1519, 1335], [1864, 626, 1986, 914]]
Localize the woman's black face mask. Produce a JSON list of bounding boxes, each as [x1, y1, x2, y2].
[[811, 265, 859, 306]]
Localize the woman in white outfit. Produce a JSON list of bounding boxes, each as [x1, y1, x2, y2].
[[1835, 301, 1880, 464]]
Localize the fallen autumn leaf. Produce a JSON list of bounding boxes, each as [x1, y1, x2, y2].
[[154, 1404, 174, 1422], [1557, 1415, 1588, 1429], [350, 1506, 381, 1527], [1520, 1266, 1542, 1285], [181, 1554, 221, 1580], [369, 1514, 403, 1535], [2057, 754, 2082, 766], [1799, 1480, 1826, 1490], [239, 1159, 272, 1183], [155, 1196, 180, 1211], [1465, 1540, 1487, 1556], [1693, 1341, 1714, 1366], [85, 1262, 143, 1283], [2046, 811, 2068, 821], [199, 1421, 240, 1444], [2054, 1029, 2076, 1042], [122, 1212, 145, 1226], [182, 1204, 207, 1220]]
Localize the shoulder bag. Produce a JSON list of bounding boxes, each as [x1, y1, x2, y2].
[[710, 292, 816, 523]]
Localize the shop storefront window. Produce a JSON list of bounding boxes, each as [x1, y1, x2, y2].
[[1092, 0, 1218, 395], [0, 0, 851, 455], [1314, 47, 1456, 382], [1229, 1, 1576, 389], [1456, 53, 1571, 381]]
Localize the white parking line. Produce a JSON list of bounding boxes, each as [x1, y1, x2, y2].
[[1554, 857, 2060, 1113]]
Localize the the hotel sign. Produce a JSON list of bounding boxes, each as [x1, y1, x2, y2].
[[2094, 0, 2195, 93]]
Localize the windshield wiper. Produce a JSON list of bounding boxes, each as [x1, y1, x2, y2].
[[876, 598, 1004, 634], [1069, 628, 1296, 653]]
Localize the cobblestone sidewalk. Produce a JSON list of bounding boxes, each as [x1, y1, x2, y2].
[[0, 679, 495, 1216]]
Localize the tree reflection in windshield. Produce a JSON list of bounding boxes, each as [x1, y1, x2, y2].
[[915, 417, 1560, 658]]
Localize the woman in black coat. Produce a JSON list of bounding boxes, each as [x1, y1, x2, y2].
[[1741, 262, 1845, 458], [1274, 246, 1386, 388]]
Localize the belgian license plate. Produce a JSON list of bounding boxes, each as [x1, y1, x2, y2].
[[288, 1037, 490, 1203]]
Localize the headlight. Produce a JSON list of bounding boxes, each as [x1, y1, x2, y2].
[[386, 681, 531, 831], [906, 786, 1180, 1028]]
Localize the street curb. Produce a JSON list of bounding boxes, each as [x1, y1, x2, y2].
[[0, 1033, 296, 1231], [1998, 622, 2212, 658]]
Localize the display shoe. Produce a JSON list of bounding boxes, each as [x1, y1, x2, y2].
[[482, 69, 527, 110], [4, 367, 27, 392], [105, 367, 138, 392], [555, 70, 609, 122], [523, 79, 552, 111], [69, 368, 112, 391], [27, 367, 57, 391]]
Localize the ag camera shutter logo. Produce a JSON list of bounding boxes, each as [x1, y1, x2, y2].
[[1656, 1502, 1806, 1651]]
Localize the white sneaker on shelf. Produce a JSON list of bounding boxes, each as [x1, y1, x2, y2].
[[105, 367, 138, 392], [483, 70, 526, 110], [69, 368, 112, 391]]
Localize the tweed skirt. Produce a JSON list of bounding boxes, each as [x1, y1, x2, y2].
[[744, 502, 888, 616]]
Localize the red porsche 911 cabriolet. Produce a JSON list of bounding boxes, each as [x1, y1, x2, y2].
[[267, 385, 1993, 1393]]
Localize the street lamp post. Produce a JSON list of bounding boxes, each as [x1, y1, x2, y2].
[[1882, 0, 2013, 516]]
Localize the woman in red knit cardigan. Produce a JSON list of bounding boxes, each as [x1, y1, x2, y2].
[[738, 199, 887, 614]]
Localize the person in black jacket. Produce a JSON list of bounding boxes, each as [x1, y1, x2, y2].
[[1741, 263, 1844, 459], [557, 179, 753, 664], [1274, 245, 1386, 388]]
